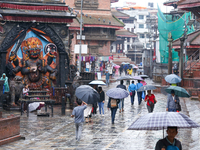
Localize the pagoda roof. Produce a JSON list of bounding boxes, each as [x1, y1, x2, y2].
[[111, 0, 119, 3], [0, 1, 75, 23], [172, 30, 200, 49], [116, 29, 137, 38], [76, 14, 124, 29], [163, 0, 179, 6], [111, 10, 130, 19]]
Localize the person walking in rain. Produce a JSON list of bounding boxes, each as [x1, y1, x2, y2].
[[98, 87, 105, 116], [107, 97, 120, 124], [1, 73, 9, 93], [166, 90, 180, 112], [116, 80, 127, 112], [155, 126, 182, 150], [71, 99, 87, 141], [136, 80, 143, 105], [104, 70, 110, 86], [144, 90, 157, 113], [128, 81, 136, 106]]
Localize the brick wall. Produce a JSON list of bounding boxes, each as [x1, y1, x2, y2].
[[98, 0, 111, 10], [65, 0, 75, 7], [0, 116, 20, 140]]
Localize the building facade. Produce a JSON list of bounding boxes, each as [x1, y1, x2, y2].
[[65, 0, 124, 72]]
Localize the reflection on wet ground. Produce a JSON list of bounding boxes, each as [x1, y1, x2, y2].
[[1, 79, 199, 150]]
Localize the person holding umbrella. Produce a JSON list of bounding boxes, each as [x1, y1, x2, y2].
[[106, 88, 129, 124], [144, 90, 157, 113], [116, 80, 127, 113], [166, 90, 180, 112], [107, 97, 120, 124], [136, 80, 143, 105], [155, 126, 182, 150], [128, 81, 136, 106]]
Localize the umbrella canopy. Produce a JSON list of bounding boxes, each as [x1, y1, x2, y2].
[[132, 76, 143, 81], [117, 75, 132, 81], [139, 75, 149, 79], [138, 85, 157, 92], [165, 74, 182, 84], [114, 65, 120, 69], [29, 102, 40, 112], [75, 85, 100, 104], [165, 86, 190, 98], [133, 66, 138, 69], [121, 62, 126, 64], [89, 80, 106, 85], [128, 112, 200, 131], [106, 88, 129, 99]]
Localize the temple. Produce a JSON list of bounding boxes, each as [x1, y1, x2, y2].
[[0, 0, 76, 89]]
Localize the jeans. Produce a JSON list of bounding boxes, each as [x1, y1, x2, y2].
[[75, 122, 83, 141], [111, 108, 117, 124], [98, 102, 104, 114], [130, 91, 135, 105], [106, 79, 109, 86], [118, 99, 124, 110], [168, 108, 176, 112], [137, 92, 142, 105], [147, 104, 154, 113]]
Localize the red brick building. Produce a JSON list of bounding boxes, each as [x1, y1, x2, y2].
[[65, 0, 124, 71]]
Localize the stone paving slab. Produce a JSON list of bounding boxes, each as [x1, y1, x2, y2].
[[0, 79, 199, 150]]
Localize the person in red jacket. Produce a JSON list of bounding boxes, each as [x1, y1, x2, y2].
[[144, 90, 157, 113]]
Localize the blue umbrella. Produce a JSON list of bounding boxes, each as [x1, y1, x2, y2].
[[165, 86, 190, 98], [165, 74, 182, 84], [106, 88, 129, 99]]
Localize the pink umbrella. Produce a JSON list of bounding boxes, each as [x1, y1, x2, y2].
[[114, 65, 120, 69], [133, 66, 138, 69]]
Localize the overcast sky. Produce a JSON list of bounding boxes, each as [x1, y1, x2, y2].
[[111, 0, 174, 13]]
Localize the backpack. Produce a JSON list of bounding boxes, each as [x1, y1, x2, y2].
[[110, 99, 117, 108]]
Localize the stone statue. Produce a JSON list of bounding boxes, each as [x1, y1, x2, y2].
[[0, 73, 9, 93], [9, 76, 24, 106]]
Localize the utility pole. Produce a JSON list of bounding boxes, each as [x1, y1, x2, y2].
[[168, 32, 173, 74], [79, 0, 83, 72]]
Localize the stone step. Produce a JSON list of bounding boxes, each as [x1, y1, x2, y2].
[[191, 96, 199, 101]]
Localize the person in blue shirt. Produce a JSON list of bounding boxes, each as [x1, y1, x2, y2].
[[128, 81, 136, 105], [104, 70, 110, 86], [136, 80, 143, 105]]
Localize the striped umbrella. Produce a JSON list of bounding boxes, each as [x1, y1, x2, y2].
[[128, 112, 200, 137]]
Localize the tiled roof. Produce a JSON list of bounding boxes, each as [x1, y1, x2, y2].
[[111, 10, 130, 19], [116, 29, 137, 37], [77, 14, 124, 29], [178, 0, 199, 5], [172, 30, 200, 48]]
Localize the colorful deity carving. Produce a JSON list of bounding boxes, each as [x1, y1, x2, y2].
[[8, 36, 58, 89]]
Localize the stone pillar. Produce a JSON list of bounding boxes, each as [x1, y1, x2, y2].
[[59, 52, 67, 87], [168, 32, 173, 74], [0, 51, 7, 77], [179, 37, 185, 80]]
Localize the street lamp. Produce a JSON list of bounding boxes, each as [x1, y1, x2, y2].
[[79, 0, 83, 72]]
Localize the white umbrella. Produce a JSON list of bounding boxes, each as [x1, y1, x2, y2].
[[29, 102, 40, 112], [89, 80, 106, 85]]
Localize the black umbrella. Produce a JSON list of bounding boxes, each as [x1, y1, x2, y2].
[[137, 85, 157, 92], [139, 75, 149, 79], [116, 75, 132, 81], [75, 85, 100, 104]]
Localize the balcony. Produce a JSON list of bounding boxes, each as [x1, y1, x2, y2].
[[85, 34, 116, 41]]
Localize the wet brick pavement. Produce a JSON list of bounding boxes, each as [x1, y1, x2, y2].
[[1, 78, 200, 150]]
